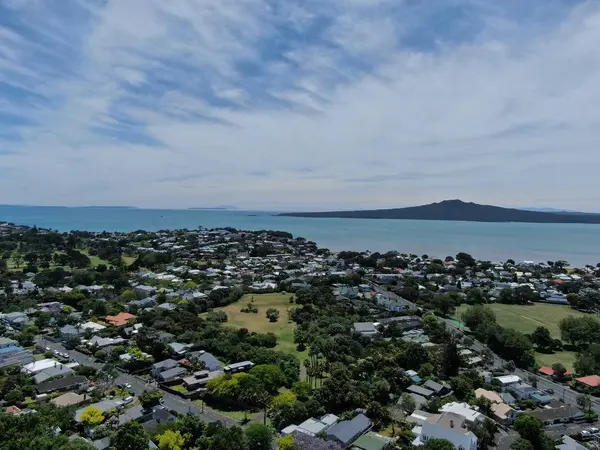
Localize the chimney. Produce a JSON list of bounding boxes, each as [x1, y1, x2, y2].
[[450, 420, 454, 428]]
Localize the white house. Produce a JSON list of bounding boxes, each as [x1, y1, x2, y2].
[[416, 412, 477, 450], [494, 375, 521, 390], [439, 402, 483, 425]]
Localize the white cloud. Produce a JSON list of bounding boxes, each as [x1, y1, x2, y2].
[[0, 0, 599, 210]]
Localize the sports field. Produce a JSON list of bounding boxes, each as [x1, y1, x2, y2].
[[457, 302, 600, 369], [457, 302, 598, 337], [217, 292, 302, 359]]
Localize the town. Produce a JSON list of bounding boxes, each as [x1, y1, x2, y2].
[[1, 221, 600, 450]]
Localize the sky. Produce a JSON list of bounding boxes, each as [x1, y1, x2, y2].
[[0, 0, 599, 211]]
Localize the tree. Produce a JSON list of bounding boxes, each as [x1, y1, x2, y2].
[[177, 414, 206, 448], [424, 438, 456, 450], [111, 421, 149, 450], [80, 406, 104, 426], [577, 394, 593, 416], [249, 365, 285, 393], [511, 439, 534, 450], [266, 308, 280, 322], [440, 339, 461, 378], [552, 362, 567, 378], [531, 327, 553, 352], [244, 423, 273, 450], [277, 434, 295, 450], [139, 390, 163, 408], [291, 381, 312, 401], [209, 425, 249, 450], [121, 289, 136, 301], [469, 418, 497, 450], [513, 415, 553, 450], [158, 430, 184, 450], [399, 392, 416, 415]]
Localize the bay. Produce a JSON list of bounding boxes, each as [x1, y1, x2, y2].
[[1, 205, 599, 265]]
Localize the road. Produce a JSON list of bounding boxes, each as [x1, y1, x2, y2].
[[371, 282, 600, 415], [36, 337, 232, 424]]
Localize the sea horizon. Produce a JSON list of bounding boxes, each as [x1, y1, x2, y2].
[[1, 205, 599, 266]]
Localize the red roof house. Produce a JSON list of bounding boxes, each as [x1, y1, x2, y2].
[[576, 375, 600, 388], [105, 312, 136, 327]]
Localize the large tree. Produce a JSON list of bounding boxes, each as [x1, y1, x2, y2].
[[531, 327, 553, 352], [110, 421, 149, 450], [244, 423, 273, 450]]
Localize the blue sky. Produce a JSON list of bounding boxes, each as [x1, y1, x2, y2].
[[0, 0, 599, 210]]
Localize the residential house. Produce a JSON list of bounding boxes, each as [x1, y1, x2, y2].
[[494, 375, 521, 390], [59, 324, 83, 339], [538, 366, 573, 380], [104, 312, 136, 327], [512, 383, 538, 400], [135, 285, 156, 296], [80, 321, 106, 333], [2, 311, 31, 329], [74, 398, 122, 423], [407, 385, 435, 400], [491, 402, 518, 426], [575, 375, 600, 393], [88, 336, 125, 349], [22, 358, 65, 375], [187, 351, 222, 372], [439, 402, 483, 425], [126, 297, 156, 311], [50, 392, 88, 407], [223, 361, 255, 374], [157, 332, 175, 343], [33, 365, 74, 384], [528, 400, 585, 425], [406, 370, 423, 384], [0, 337, 33, 369], [424, 380, 452, 397], [36, 375, 89, 394], [282, 414, 339, 436], [353, 323, 379, 338], [556, 436, 588, 450], [169, 342, 193, 357], [151, 359, 180, 378], [327, 413, 372, 447], [475, 388, 503, 404], [350, 432, 391, 450], [417, 412, 477, 450]]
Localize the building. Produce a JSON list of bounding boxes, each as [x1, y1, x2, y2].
[[439, 402, 483, 425], [353, 323, 380, 338], [350, 432, 391, 450], [51, 392, 88, 407], [474, 388, 503, 404], [556, 436, 587, 450], [512, 383, 538, 400], [417, 412, 477, 450], [494, 375, 521, 390], [36, 375, 89, 394], [424, 380, 452, 397], [490, 402, 518, 425], [33, 365, 74, 384], [223, 361, 255, 374], [407, 385, 435, 400], [527, 400, 585, 426], [187, 351, 222, 372], [0, 337, 34, 369], [282, 414, 339, 436], [575, 375, 600, 393], [327, 413, 372, 447], [104, 312, 136, 327], [151, 359, 180, 378], [22, 358, 64, 375]]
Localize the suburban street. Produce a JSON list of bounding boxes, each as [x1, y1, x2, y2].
[[35, 336, 232, 424], [372, 282, 600, 415]]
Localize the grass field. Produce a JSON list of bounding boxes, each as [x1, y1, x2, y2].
[[457, 303, 598, 337], [456, 303, 600, 369], [214, 292, 308, 376]]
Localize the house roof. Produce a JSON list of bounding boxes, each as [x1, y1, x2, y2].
[[37, 375, 88, 394], [190, 351, 222, 371], [491, 402, 513, 419], [105, 312, 135, 327], [426, 412, 473, 435], [528, 400, 584, 423], [475, 388, 503, 404], [424, 380, 449, 393], [576, 375, 600, 387], [538, 366, 554, 376], [353, 323, 377, 333], [350, 432, 390, 450], [51, 392, 87, 407], [152, 359, 179, 370], [327, 413, 372, 446], [407, 385, 434, 397], [158, 367, 187, 381]]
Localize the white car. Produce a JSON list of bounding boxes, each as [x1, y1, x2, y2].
[[123, 396, 134, 405]]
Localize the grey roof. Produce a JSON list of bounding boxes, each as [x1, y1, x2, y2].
[[327, 413, 371, 446], [75, 398, 122, 422], [353, 322, 377, 333], [92, 437, 111, 450], [169, 342, 192, 354], [0, 337, 18, 346], [224, 361, 254, 371], [190, 351, 222, 371], [152, 359, 179, 371], [407, 385, 434, 398], [119, 404, 145, 424], [158, 366, 188, 381], [424, 380, 450, 393], [33, 365, 74, 384], [36, 375, 88, 394]]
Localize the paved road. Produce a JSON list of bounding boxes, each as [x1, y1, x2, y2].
[[371, 282, 600, 415], [36, 337, 232, 424]]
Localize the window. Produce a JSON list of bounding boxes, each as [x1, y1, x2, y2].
[[458, 446, 464, 450]]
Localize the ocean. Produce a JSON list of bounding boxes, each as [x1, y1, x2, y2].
[[1, 205, 599, 266]]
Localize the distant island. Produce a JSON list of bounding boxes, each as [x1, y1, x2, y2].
[[278, 200, 600, 224], [188, 206, 238, 211]]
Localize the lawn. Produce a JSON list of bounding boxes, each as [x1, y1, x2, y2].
[[456, 302, 600, 370], [456, 303, 598, 337], [215, 293, 309, 374]]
